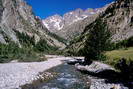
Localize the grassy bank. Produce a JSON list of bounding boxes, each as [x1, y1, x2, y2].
[[104, 47, 133, 66], [104, 47, 133, 81]]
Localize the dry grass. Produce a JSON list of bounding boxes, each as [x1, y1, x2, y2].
[[104, 47, 133, 66]]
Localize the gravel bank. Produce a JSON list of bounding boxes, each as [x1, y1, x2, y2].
[[74, 61, 129, 89], [0, 56, 72, 89]]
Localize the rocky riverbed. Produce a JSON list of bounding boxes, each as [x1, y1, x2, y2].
[[74, 61, 130, 89], [24, 63, 91, 89], [22, 58, 130, 89], [0, 56, 75, 89], [0, 56, 131, 89]]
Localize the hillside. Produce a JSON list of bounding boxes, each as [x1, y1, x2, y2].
[[0, 0, 66, 48], [0, 0, 67, 63], [66, 0, 133, 55]]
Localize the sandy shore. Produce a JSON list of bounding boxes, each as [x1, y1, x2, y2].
[[0, 56, 73, 89]]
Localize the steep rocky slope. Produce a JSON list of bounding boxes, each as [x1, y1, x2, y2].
[[66, 0, 133, 55], [101, 0, 133, 42], [55, 14, 98, 40], [43, 8, 105, 40], [0, 0, 65, 48]]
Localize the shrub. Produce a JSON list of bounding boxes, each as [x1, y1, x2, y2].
[[34, 39, 58, 53], [47, 32, 67, 45], [14, 30, 35, 47], [0, 42, 41, 63], [112, 36, 133, 49]]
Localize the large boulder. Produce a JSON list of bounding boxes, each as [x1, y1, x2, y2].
[[75, 61, 114, 73], [67, 58, 84, 65]]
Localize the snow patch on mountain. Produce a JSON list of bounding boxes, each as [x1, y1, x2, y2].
[[42, 21, 49, 30], [42, 8, 104, 32], [42, 14, 64, 32]]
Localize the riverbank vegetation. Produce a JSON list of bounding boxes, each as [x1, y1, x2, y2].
[[0, 41, 47, 63], [0, 31, 61, 63]]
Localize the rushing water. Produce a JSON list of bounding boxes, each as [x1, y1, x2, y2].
[[38, 63, 90, 89]]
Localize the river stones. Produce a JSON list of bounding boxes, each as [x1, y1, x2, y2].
[[67, 58, 84, 65], [75, 61, 115, 74]]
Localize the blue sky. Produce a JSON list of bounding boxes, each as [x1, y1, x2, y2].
[[25, 0, 114, 19]]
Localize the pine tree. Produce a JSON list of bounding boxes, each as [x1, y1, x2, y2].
[[83, 19, 111, 63]]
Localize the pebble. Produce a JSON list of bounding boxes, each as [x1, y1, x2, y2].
[[0, 57, 66, 89]]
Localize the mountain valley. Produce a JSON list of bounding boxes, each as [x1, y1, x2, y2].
[[0, 0, 133, 89]]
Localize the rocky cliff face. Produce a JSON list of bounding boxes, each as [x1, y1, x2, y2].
[[42, 8, 105, 40], [101, 0, 133, 42], [0, 0, 65, 48], [81, 0, 133, 42], [66, 0, 133, 54], [55, 15, 98, 40]]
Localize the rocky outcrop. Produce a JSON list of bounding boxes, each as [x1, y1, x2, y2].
[[0, 0, 65, 48], [100, 0, 133, 42]]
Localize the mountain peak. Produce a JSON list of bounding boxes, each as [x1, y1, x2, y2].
[[43, 8, 102, 32], [75, 8, 84, 13]]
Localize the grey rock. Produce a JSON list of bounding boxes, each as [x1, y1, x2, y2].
[[67, 58, 84, 65], [75, 61, 115, 74]]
